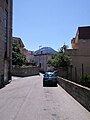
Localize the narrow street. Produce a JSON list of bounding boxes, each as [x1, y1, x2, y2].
[[0, 74, 90, 120]]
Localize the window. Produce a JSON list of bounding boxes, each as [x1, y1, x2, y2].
[[39, 63, 41, 68], [4, 10, 8, 58], [6, 0, 8, 4]]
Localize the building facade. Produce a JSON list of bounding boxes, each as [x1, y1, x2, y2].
[[12, 37, 25, 53], [34, 47, 57, 72], [0, 0, 12, 87], [34, 53, 53, 72], [65, 26, 90, 81], [23, 49, 35, 63]]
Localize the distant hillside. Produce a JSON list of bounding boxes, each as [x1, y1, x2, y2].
[[35, 47, 57, 54]]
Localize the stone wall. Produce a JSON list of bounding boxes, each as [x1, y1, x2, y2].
[[58, 77, 90, 111], [12, 66, 39, 77]]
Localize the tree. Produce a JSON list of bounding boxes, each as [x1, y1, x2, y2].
[[47, 44, 70, 69], [12, 43, 26, 66], [59, 44, 69, 53]]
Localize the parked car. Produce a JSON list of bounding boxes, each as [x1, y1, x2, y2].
[[43, 71, 57, 87]]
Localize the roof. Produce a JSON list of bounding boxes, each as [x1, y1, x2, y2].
[[12, 37, 25, 48]]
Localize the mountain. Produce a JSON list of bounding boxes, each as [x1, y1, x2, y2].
[[35, 47, 57, 54]]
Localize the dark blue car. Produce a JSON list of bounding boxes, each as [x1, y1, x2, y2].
[[43, 71, 57, 87]]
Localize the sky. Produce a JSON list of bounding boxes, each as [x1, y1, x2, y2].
[[13, 0, 90, 51]]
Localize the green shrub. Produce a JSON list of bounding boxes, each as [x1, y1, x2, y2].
[[80, 74, 90, 83]]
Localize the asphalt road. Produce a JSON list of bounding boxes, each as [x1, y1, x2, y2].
[[0, 74, 90, 120]]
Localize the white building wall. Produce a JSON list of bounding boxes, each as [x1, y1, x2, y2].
[[34, 54, 53, 72]]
